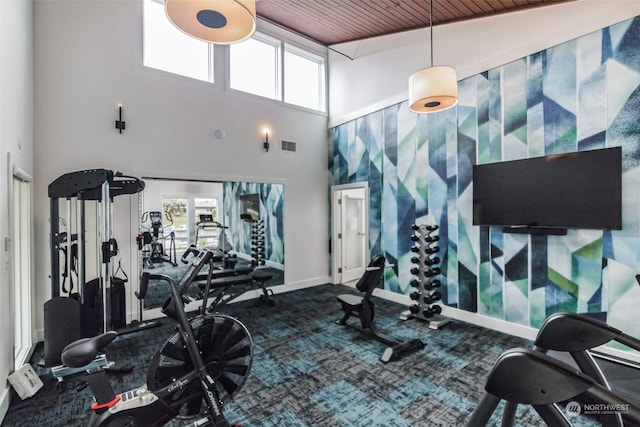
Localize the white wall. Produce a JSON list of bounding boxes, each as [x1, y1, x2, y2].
[[1, 0, 34, 420], [33, 0, 330, 339], [328, 0, 640, 126]]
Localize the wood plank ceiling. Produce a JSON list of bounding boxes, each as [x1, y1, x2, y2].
[[256, 0, 575, 45]]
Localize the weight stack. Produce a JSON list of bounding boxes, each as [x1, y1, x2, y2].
[[250, 220, 266, 266], [400, 223, 450, 329], [43, 297, 82, 367]]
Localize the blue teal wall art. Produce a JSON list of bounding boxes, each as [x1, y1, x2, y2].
[[329, 16, 640, 344], [223, 181, 285, 267]]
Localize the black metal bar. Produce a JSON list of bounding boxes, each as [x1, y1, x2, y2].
[[50, 197, 60, 298]]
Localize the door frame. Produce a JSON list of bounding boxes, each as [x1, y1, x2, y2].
[[7, 154, 35, 369], [331, 182, 369, 284]]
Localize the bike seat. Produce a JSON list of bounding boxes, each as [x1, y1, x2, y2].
[[61, 331, 118, 368]]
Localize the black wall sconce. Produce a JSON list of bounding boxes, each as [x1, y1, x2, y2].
[[263, 128, 270, 152], [115, 104, 126, 134]]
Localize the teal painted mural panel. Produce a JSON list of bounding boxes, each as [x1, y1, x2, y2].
[[488, 69, 503, 163], [223, 181, 284, 265], [503, 58, 528, 160], [527, 53, 545, 158], [577, 31, 606, 149], [503, 233, 529, 325], [543, 41, 578, 155], [327, 17, 640, 343]]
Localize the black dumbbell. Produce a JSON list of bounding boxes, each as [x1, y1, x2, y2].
[[423, 291, 442, 304], [410, 245, 421, 253], [425, 256, 440, 266], [424, 279, 441, 290], [409, 291, 421, 301], [422, 293, 439, 304], [424, 267, 441, 277], [425, 235, 440, 243], [422, 308, 435, 318], [410, 279, 421, 287], [410, 256, 421, 264], [409, 304, 420, 314]]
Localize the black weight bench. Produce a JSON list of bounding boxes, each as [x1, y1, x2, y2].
[[251, 269, 274, 305], [336, 254, 425, 362], [195, 268, 275, 310]]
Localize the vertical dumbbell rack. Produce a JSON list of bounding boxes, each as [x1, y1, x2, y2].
[[250, 219, 266, 267], [400, 224, 450, 329]]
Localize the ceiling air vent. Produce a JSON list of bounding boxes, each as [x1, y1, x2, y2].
[[281, 140, 297, 152]]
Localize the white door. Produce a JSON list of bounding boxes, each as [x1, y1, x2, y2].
[[10, 168, 33, 369], [332, 184, 368, 283]]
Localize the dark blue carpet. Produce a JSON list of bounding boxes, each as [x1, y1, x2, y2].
[[3, 284, 578, 426]]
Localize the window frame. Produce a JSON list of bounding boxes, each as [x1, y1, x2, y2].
[[139, 1, 328, 114], [142, 0, 216, 85], [283, 42, 327, 112], [228, 31, 283, 102]]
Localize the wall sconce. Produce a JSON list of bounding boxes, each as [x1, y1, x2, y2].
[[115, 104, 126, 134], [263, 128, 270, 152]]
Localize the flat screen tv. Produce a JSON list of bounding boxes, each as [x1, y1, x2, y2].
[[472, 147, 622, 233]]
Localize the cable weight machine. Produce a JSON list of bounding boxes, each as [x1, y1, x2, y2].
[[45, 169, 145, 370]]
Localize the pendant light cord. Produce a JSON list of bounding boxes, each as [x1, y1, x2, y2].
[[429, 0, 434, 67]]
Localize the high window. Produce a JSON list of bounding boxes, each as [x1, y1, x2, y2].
[[230, 34, 281, 100], [143, 0, 213, 82], [284, 44, 326, 111], [142, 0, 326, 112]]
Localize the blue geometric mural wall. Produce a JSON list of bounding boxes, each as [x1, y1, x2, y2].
[[224, 181, 285, 267], [329, 17, 640, 342]]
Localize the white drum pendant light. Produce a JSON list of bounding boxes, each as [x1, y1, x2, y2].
[[408, 0, 458, 113], [165, 0, 256, 45]]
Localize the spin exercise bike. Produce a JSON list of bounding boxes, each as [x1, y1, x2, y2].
[[61, 247, 253, 427]]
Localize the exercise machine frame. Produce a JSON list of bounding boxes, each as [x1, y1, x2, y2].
[[46, 169, 145, 371], [61, 247, 253, 427], [336, 254, 425, 363]]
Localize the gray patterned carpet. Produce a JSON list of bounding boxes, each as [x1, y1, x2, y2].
[[2, 284, 615, 426]]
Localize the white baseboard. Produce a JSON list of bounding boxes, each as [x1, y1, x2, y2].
[[370, 287, 640, 364], [370, 286, 536, 341]]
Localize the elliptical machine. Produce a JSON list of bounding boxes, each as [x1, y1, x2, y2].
[[138, 210, 178, 269]]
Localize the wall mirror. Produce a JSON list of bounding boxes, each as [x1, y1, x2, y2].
[[138, 177, 285, 315]]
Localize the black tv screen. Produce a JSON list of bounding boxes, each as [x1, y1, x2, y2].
[[472, 147, 622, 231]]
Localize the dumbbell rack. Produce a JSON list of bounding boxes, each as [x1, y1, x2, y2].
[[400, 224, 450, 330], [250, 219, 266, 267]]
